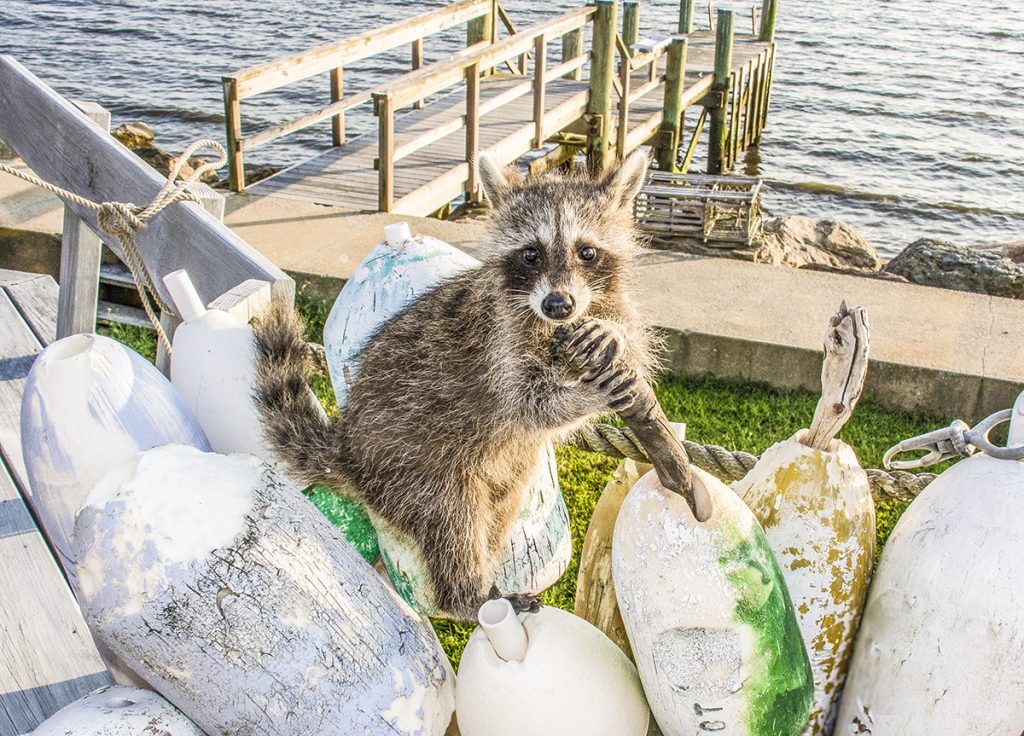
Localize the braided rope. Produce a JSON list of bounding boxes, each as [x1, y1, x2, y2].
[[0, 139, 227, 353], [572, 423, 937, 502]]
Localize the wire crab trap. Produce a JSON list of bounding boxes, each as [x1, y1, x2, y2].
[[634, 172, 763, 251]]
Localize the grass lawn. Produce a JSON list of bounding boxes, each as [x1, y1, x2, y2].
[[99, 299, 945, 669]]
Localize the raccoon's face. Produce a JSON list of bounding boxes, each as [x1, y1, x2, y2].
[[479, 150, 650, 326]]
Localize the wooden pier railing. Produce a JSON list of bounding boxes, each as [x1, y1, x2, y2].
[[371, 5, 596, 212], [225, 0, 780, 214], [222, 0, 512, 191]]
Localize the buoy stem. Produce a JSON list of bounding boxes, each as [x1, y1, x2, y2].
[[478, 598, 528, 663], [384, 222, 412, 247], [162, 270, 207, 323], [804, 301, 870, 451]]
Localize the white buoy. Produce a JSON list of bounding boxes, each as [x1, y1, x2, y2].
[[734, 304, 874, 735], [32, 686, 205, 736], [164, 269, 274, 459], [835, 393, 1024, 735], [20, 333, 209, 589], [614, 468, 814, 736], [323, 222, 478, 407], [456, 601, 649, 736], [324, 225, 571, 619], [75, 444, 455, 736], [575, 423, 685, 661]]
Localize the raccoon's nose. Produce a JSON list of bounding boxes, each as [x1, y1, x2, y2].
[[541, 292, 575, 320]]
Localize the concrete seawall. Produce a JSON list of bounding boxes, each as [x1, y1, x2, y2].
[[3, 168, 1020, 422]]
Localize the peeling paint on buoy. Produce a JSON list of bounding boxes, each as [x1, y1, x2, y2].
[[735, 432, 874, 735]]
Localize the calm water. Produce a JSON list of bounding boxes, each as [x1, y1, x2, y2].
[[3, 0, 1023, 256]]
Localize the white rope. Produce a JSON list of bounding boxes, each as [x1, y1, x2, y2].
[[0, 139, 227, 354]]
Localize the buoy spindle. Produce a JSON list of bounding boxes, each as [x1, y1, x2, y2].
[[478, 598, 528, 663], [163, 270, 207, 323]]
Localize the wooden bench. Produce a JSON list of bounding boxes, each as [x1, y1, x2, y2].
[[0, 55, 293, 734]]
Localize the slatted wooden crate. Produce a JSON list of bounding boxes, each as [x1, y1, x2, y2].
[[634, 172, 762, 250]]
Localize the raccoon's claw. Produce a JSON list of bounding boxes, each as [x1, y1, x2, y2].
[[552, 318, 625, 381], [488, 585, 542, 613]]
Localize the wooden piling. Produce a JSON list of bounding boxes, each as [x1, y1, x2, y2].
[[759, 0, 778, 42], [468, 2, 495, 74], [465, 63, 481, 201], [374, 93, 394, 212], [707, 8, 733, 174], [655, 36, 687, 171], [623, 1, 640, 53], [586, 0, 617, 171], [562, 28, 584, 80], [411, 39, 424, 109], [678, 0, 694, 34], [330, 67, 345, 145], [533, 35, 547, 147], [222, 78, 244, 192]]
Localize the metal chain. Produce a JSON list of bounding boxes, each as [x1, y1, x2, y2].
[[0, 139, 227, 354], [571, 423, 937, 502]]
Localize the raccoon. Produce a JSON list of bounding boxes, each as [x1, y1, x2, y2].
[[253, 150, 657, 620]]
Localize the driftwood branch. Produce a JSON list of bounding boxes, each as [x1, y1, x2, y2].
[[804, 301, 870, 451]]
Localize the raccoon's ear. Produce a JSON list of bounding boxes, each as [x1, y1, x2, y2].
[[599, 149, 651, 209], [477, 153, 522, 205]]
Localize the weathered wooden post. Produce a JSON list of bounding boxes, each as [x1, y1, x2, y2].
[[221, 78, 244, 192], [466, 62, 481, 202], [759, 0, 778, 42], [56, 102, 108, 339], [533, 35, 547, 148], [678, 0, 694, 33], [706, 8, 734, 174], [655, 36, 687, 171], [622, 1, 640, 53], [374, 92, 395, 212], [586, 0, 618, 171], [562, 28, 584, 80], [412, 38, 425, 109], [468, 0, 496, 75], [330, 67, 345, 145]]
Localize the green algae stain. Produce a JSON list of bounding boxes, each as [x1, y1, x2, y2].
[[720, 525, 814, 736], [304, 484, 380, 564]]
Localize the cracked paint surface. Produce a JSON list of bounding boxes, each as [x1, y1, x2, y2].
[[75, 446, 455, 735], [614, 468, 813, 736]]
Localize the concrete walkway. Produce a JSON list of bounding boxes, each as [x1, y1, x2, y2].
[[2, 164, 1021, 420]]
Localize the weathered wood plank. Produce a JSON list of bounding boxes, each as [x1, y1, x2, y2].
[[0, 56, 293, 307], [2, 275, 58, 347]]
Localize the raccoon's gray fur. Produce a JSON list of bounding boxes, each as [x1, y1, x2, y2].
[[253, 150, 657, 619]]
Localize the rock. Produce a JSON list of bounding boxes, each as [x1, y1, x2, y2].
[[883, 238, 1024, 298], [112, 122, 155, 149], [754, 216, 881, 272], [112, 121, 220, 186]]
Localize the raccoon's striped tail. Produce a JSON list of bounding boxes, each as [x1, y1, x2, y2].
[[252, 300, 346, 488]]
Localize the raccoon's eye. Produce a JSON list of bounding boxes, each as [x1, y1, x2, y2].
[[522, 247, 541, 264], [578, 245, 597, 262]]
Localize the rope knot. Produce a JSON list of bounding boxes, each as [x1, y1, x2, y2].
[[96, 201, 144, 238]]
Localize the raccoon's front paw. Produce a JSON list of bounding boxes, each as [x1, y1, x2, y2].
[[489, 585, 542, 613], [551, 318, 626, 381], [551, 319, 655, 419]]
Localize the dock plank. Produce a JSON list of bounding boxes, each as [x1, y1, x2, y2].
[[0, 278, 111, 736]]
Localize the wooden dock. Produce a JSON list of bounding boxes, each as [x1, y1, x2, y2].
[[224, 0, 778, 216]]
